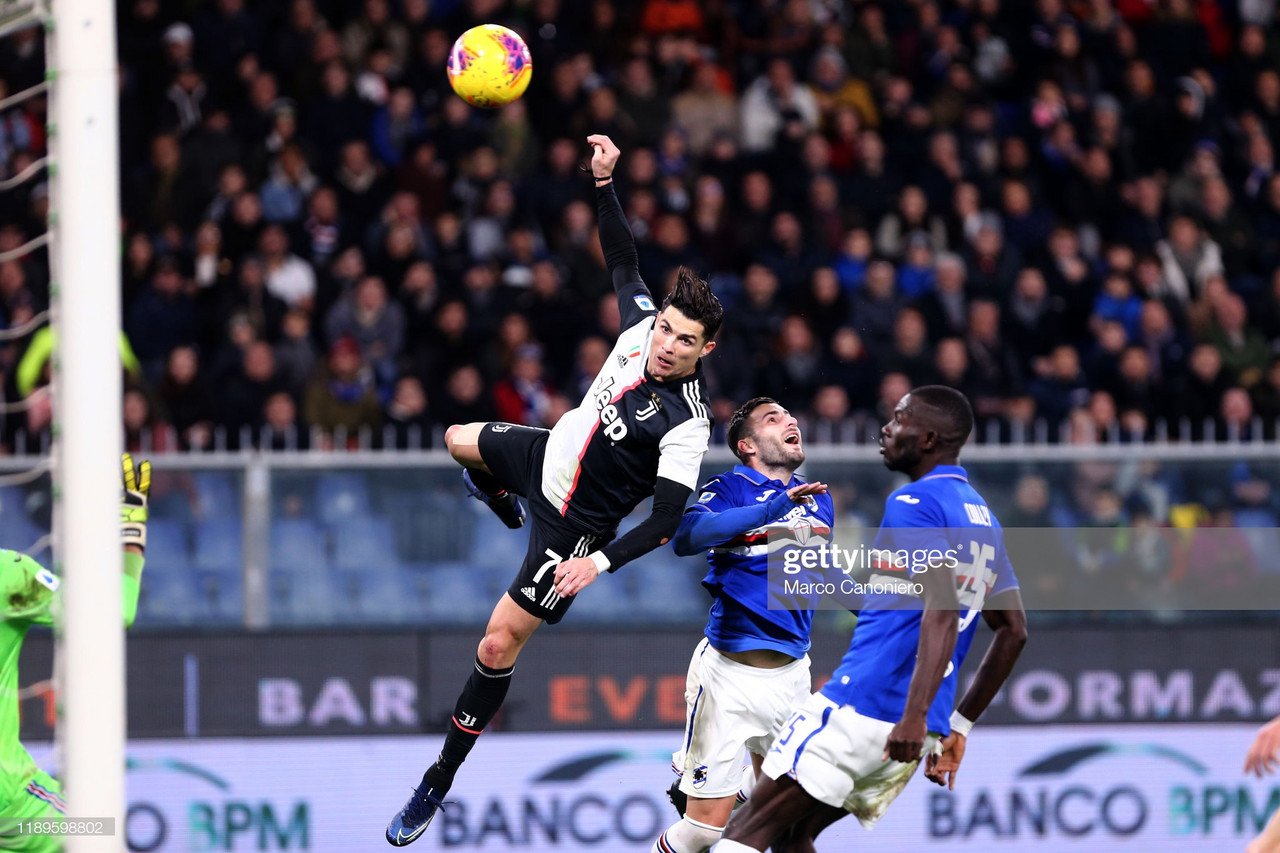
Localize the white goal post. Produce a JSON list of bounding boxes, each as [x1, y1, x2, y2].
[[46, 0, 126, 849]]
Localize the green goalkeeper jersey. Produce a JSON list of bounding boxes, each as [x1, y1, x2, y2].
[[0, 549, 143, 810]]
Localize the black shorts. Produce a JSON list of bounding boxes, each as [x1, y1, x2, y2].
[[477, 422, 606, 625]]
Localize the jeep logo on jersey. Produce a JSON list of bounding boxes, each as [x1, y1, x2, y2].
[[593, 377, 629, 441]]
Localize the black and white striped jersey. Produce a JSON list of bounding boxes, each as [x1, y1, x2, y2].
[[541, 299, 712, 535]]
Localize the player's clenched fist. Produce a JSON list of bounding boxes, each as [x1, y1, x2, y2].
[[120, 453, 151, 550], [553, 556, 600, 597], [586, 134, 621, 179]]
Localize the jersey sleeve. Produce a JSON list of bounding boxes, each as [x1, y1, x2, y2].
[[596, 182, 658, 329], [0, 552, 58, 625], [674, 475, 796, 556], [657, 415, 711, 491]]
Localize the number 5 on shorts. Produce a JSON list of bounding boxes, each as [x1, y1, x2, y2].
[[773, 712, 809, 751], [533, 549, 563, 584]]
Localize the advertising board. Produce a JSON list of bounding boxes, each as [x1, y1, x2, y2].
[[26, 723, 1279, 851]]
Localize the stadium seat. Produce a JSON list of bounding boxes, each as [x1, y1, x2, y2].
[[191, 566, 244, 625], [314, 472, 372, 526], [572, 573, 636, 623], [467, 506, 530, 570], [330, 568, 408, 625], [0, 485, 45, 554], [382, 489, 475, 563], [627, 559, 710, 625], [267, 568, 336, 624], [193, 472, 240, 519], [331, 515, 399, 571], [398, 563, 491, 626], [144, 518, 190, 572], [136, 570, 197, 627], [193, 517, 243, 571], [269, 518, 329, 572]]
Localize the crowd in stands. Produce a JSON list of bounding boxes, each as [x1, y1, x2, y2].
[[0, 0, 1279, 453]]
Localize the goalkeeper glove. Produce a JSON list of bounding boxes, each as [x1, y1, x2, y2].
[[121, 452, 151, 550]]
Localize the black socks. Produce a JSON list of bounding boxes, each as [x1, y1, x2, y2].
[[422, 656, 515, 791]]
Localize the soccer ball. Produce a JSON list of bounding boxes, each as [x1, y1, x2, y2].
[[447, 24, 533, 109]]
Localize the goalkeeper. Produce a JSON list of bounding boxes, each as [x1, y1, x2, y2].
[[0, 454, 150, 852]]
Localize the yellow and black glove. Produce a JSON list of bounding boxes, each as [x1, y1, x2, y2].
[[120, 452, 151, 550]]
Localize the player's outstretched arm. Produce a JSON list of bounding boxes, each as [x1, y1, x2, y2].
[[119, 452, 151, 628], [885, 558, 960, 764], [674, 482, 828, 555], [926, 588, 1027, 789], [588, 134, 656, 330]]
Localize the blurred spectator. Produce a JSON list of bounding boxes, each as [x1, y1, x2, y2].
[[671, 62, 738, 156], [850, 259, 903, 350], [382, 374, 433, 449], [1252, 357, 1280, 426], [740, 57, 819, 153], [303, 336, 382, 447], [966, 299, 1022, 420], [123, 387, 173, 454], [1170, 343, 1235, 440], [880, 308, 932, 381], [260, 390, 310, 451], [125, 256, 199, 382], [1032, 344, 1092, 430], [1207, 295, 1271, 388], [221, 341, 285, 444], [822, 327, 878, 409], [493, 343, 554, 427], [155, 345, 214, 452], [370, 87, 425, 168], [324, 274, 405, 385], [215, 257, 287, 348], [875, 185, 948, 261], [1217, 387, 1260, 441], [963, 216, 1021, 298], [761, 316, 823, 413], [807, 384, 857, 444], [435, 363, 495, 427], [259, 143, 318, 223], [1004, 267, 1063, 364], [1136, 299, 1189, 383], [1155, 214, 1225, 303], [259, 224, 316, 310], [274, 308, 318, 398], [126, 133, 200, 230]]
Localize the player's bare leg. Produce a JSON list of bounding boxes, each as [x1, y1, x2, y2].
[[388, 595, 541, 845], [768, 801, 844, 853], [1248, 807, 1280, 853], [447, 422, 526, 529], [444, 422, 490, 471], [718, 773, 823, 851]]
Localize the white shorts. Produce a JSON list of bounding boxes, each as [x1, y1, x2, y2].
[[671, 637, 811, 799], [761, 692, 940, 828]]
